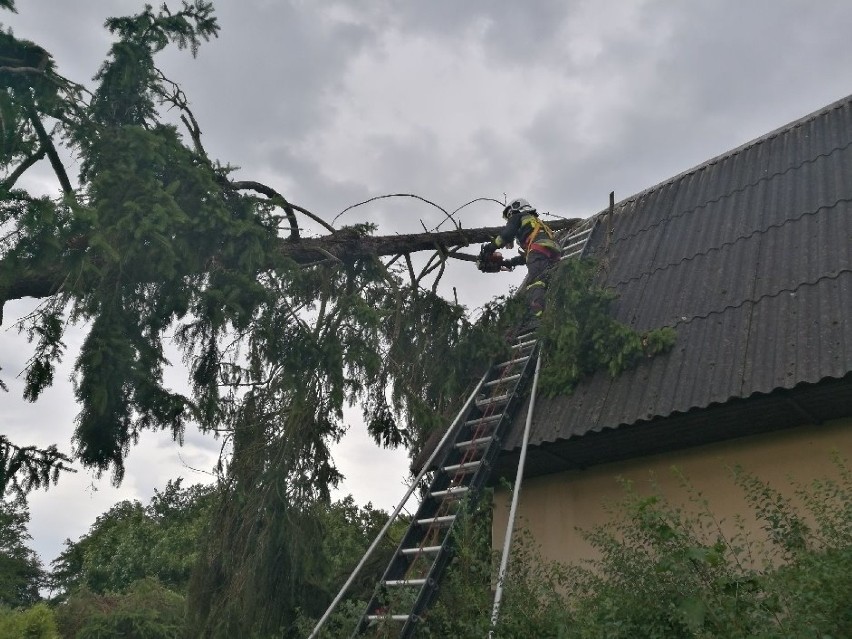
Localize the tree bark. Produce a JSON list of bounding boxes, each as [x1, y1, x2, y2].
[[277, 218, 578, 263], [0, 218, 579, 320]]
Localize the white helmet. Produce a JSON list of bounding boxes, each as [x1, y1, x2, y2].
[[502, 197, 535, 219]]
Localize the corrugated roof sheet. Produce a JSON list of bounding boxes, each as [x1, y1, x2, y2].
[[505, 94, 852, 453]]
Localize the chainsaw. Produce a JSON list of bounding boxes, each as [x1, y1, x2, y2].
[[476, 245, 512, 273]]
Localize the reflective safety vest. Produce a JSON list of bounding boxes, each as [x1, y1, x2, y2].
[[494, 212, 560, 261]]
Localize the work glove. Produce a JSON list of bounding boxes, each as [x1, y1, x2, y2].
[[506, 255, 525, 267]]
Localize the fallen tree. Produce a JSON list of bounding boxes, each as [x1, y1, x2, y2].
[[1, 3, 584, 633]]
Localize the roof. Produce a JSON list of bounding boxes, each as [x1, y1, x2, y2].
[[498, 94, 852, 477]]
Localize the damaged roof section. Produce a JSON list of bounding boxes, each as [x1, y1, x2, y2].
[[502, 94, 852, 468]]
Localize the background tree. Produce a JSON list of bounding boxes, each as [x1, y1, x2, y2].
[[0, 497, 44, 609], [50, 479, 214, 598]]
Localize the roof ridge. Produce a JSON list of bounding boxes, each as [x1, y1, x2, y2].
[[610, 93, 852, 212], [607, 137, 852, 248]]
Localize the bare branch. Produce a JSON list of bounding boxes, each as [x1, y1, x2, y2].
[[430, 251, 446, 295], [290, 202, 336, 234], [333, 193, 460, 230], [1, 146, 47, 191], [438, 197, 506, 231], [23, 102, 73, 194], [404, 253, 416, 288], [229, 180, 300, 240], [155, 67, 208, 157]]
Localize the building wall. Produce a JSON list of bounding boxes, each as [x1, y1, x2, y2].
[[492, 417, 852, 566]]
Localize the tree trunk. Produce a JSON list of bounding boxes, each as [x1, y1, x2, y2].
[[0, 218, 580, 321]]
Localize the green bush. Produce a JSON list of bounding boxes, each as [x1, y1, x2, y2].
[[416, 456, 852, 638], [554, 456, 852, 638], [286, 456, 852, 638], [0, 603, 59, 639], [417, 496, 573, 639], [55, 578, 185, 639]]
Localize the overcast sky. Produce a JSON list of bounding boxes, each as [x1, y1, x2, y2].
[[4, 0, 852, 567]]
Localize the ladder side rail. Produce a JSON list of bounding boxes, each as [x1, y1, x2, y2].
[[309, 367, 491, 639], [401, 344, 542, 635], [577, 216, 600, 260], [489, 350, 543, 633], [469, 344, 539, 493], [397, 528, 456, 638]]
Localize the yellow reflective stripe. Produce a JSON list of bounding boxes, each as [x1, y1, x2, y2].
[[526, 280, 546, 290], [494, 236, 504, 248], [527, 224, 541, 248], [520, 215, 556, 251]]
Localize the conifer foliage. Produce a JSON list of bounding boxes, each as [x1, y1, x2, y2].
[[538, 258, 676, 396]]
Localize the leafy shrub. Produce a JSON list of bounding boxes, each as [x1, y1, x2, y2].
[[555, 456, 852, 638], [51, 480, 214, 598], [0, 603, 58, 639], [410, 456, 852, 638], [538, 258, 676, 396], [418, 496, 573, 638], [55, 578, 185, 639]]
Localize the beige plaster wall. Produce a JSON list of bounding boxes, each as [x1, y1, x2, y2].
[[492, 417, 852, 566]]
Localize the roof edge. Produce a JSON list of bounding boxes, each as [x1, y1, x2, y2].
[[605, 92, 852, 214]]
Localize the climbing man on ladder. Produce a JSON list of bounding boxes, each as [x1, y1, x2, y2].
[[477, 197, 561, 328]]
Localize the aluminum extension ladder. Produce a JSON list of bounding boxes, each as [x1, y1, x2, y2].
[[349, 332, 540, 638], [309, 213, 600, 639]]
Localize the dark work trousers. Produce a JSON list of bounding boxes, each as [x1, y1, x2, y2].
[[525, 249, 560, 317]]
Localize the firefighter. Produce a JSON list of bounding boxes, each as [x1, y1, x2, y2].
[[477, 197, 561, 326]]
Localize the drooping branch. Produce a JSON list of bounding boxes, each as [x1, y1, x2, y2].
[[230, 180, 303, 240], [0, 434, 75, 500]]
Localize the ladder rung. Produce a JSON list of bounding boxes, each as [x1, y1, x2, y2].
[[456, 436, 492, 449], [417, 515, 455, 526], [515, 331, 537, 342], [562, 242, 586, 254], [431, 486, 469, 499], [496, 355, 530, 368], [484, 373, 521, 388], [565, 226, 592, 240], [443, 460, 481, 474], [384, 578, 427, 587], [366, 614, 410, 621], [401, 545, 441, 556], [476, 393, 510, 407], [465, 414, 501, 427], [562, 232, 589, 253], [512, 339, 537, 350], [560, 251, 582, 261]]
